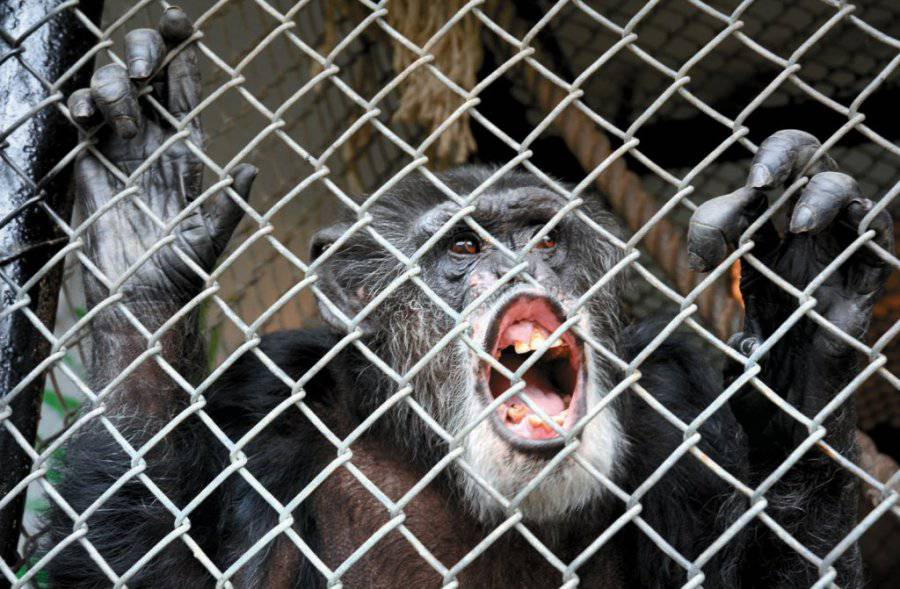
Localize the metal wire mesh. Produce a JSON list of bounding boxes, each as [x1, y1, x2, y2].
[[1, 0, 898, 586]]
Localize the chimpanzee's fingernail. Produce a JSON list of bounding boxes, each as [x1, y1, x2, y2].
[[747, 164, 772, 189], [68, 89, 95, 121], [739, 337, 759, 356], [71, 100, 92, 119], [790, 205, 814, 233], [128, 58, 151, 79]]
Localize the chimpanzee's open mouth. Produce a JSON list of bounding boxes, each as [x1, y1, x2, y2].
[[481, 294, 586, 452]]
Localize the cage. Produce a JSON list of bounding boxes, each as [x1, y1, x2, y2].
[[1, 0, 898, 586]]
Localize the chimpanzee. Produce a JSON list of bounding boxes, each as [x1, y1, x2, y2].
[[42, 8, 893, 588]]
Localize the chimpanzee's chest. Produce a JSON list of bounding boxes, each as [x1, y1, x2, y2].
[[307, 438, 626, 588]]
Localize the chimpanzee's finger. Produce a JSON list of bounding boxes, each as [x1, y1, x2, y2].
[[124, 28, 165, 80], [687, 187, 769, 272], [67, 88, 98, 127], [159, 6, 194, 45], [90, 64, 142, 139], [724, 331, 775, 439], [846, 199, 894, 255], [166, 44, 202, 118], [747, 129, 837, 189], [844, 198, 894, 295], [158, 8, 202, 117], [206, 164, 258, 255], [789, 172, 861, 235], [792, 173, 893, 294]]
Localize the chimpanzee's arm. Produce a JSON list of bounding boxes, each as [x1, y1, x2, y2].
[[42, 9, 256, 586], [688, 130, 893, 587], [69, 8, 255, 415]]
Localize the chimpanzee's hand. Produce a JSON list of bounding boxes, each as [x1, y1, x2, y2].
[[68, 8, 256, 313], [686, 130, 893, 441]]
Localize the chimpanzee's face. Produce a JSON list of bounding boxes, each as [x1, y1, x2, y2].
[[314, 171, 627, 522], [419, 188, 605, 447]]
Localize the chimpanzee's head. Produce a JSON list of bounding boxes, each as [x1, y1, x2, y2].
[[311, 167, 627, 523]]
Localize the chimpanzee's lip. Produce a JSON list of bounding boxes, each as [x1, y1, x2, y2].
[[479, 293, 586, 454]]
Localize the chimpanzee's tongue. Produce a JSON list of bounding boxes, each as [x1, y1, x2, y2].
[[521, 370, 565, 415], [491, 355, 565, 415], [503, 367, 566, 440]]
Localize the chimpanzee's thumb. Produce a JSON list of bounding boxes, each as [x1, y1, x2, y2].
[[209, 163, 258, 252]]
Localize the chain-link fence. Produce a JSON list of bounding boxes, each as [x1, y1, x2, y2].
[[1, 0, 898, 586]]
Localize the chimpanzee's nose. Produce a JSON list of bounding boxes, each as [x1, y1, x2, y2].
[[523, 254, 557, 284], [487, 251, 518, 279], [468, 251, 559, 298], [487, 251, 556, 284]]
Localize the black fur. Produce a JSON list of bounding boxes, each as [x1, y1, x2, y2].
[[41, 162, 864, 587], [43, 320, 855, 587], [42, 329, 338, 588]]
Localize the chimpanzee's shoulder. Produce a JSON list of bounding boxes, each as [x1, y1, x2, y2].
[[200, 328, 340, 583], [621, 318, 723, 406], [204, 327, 342, 434], [257, 327, 341, 374], [619, 317, 746, 470]]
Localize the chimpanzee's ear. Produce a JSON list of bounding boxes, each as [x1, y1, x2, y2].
[[309, 223, 375, 335]]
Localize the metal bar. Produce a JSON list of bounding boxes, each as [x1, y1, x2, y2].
[[0, 0, 103, 571]]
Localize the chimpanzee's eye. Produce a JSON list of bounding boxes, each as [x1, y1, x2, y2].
[[450, 233, 481, 255], [535, 229, 558, 249]]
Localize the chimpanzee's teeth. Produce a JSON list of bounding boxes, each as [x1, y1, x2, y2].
[[527, 414, 553, 432], [553, 410, 567, 426], [507, 403, 527, 424], [508, 324, 564, 355], [511, 336, 565, 355], [500, 402, 570, 428]]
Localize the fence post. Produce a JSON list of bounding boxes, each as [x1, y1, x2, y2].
[[0, 0, 103, 570]]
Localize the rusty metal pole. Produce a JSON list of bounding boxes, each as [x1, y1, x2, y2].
[[0, 0, 103, 572]]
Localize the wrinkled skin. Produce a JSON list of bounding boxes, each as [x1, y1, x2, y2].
[[39, 9, 893, 589], [68, 7, 256, 311]]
